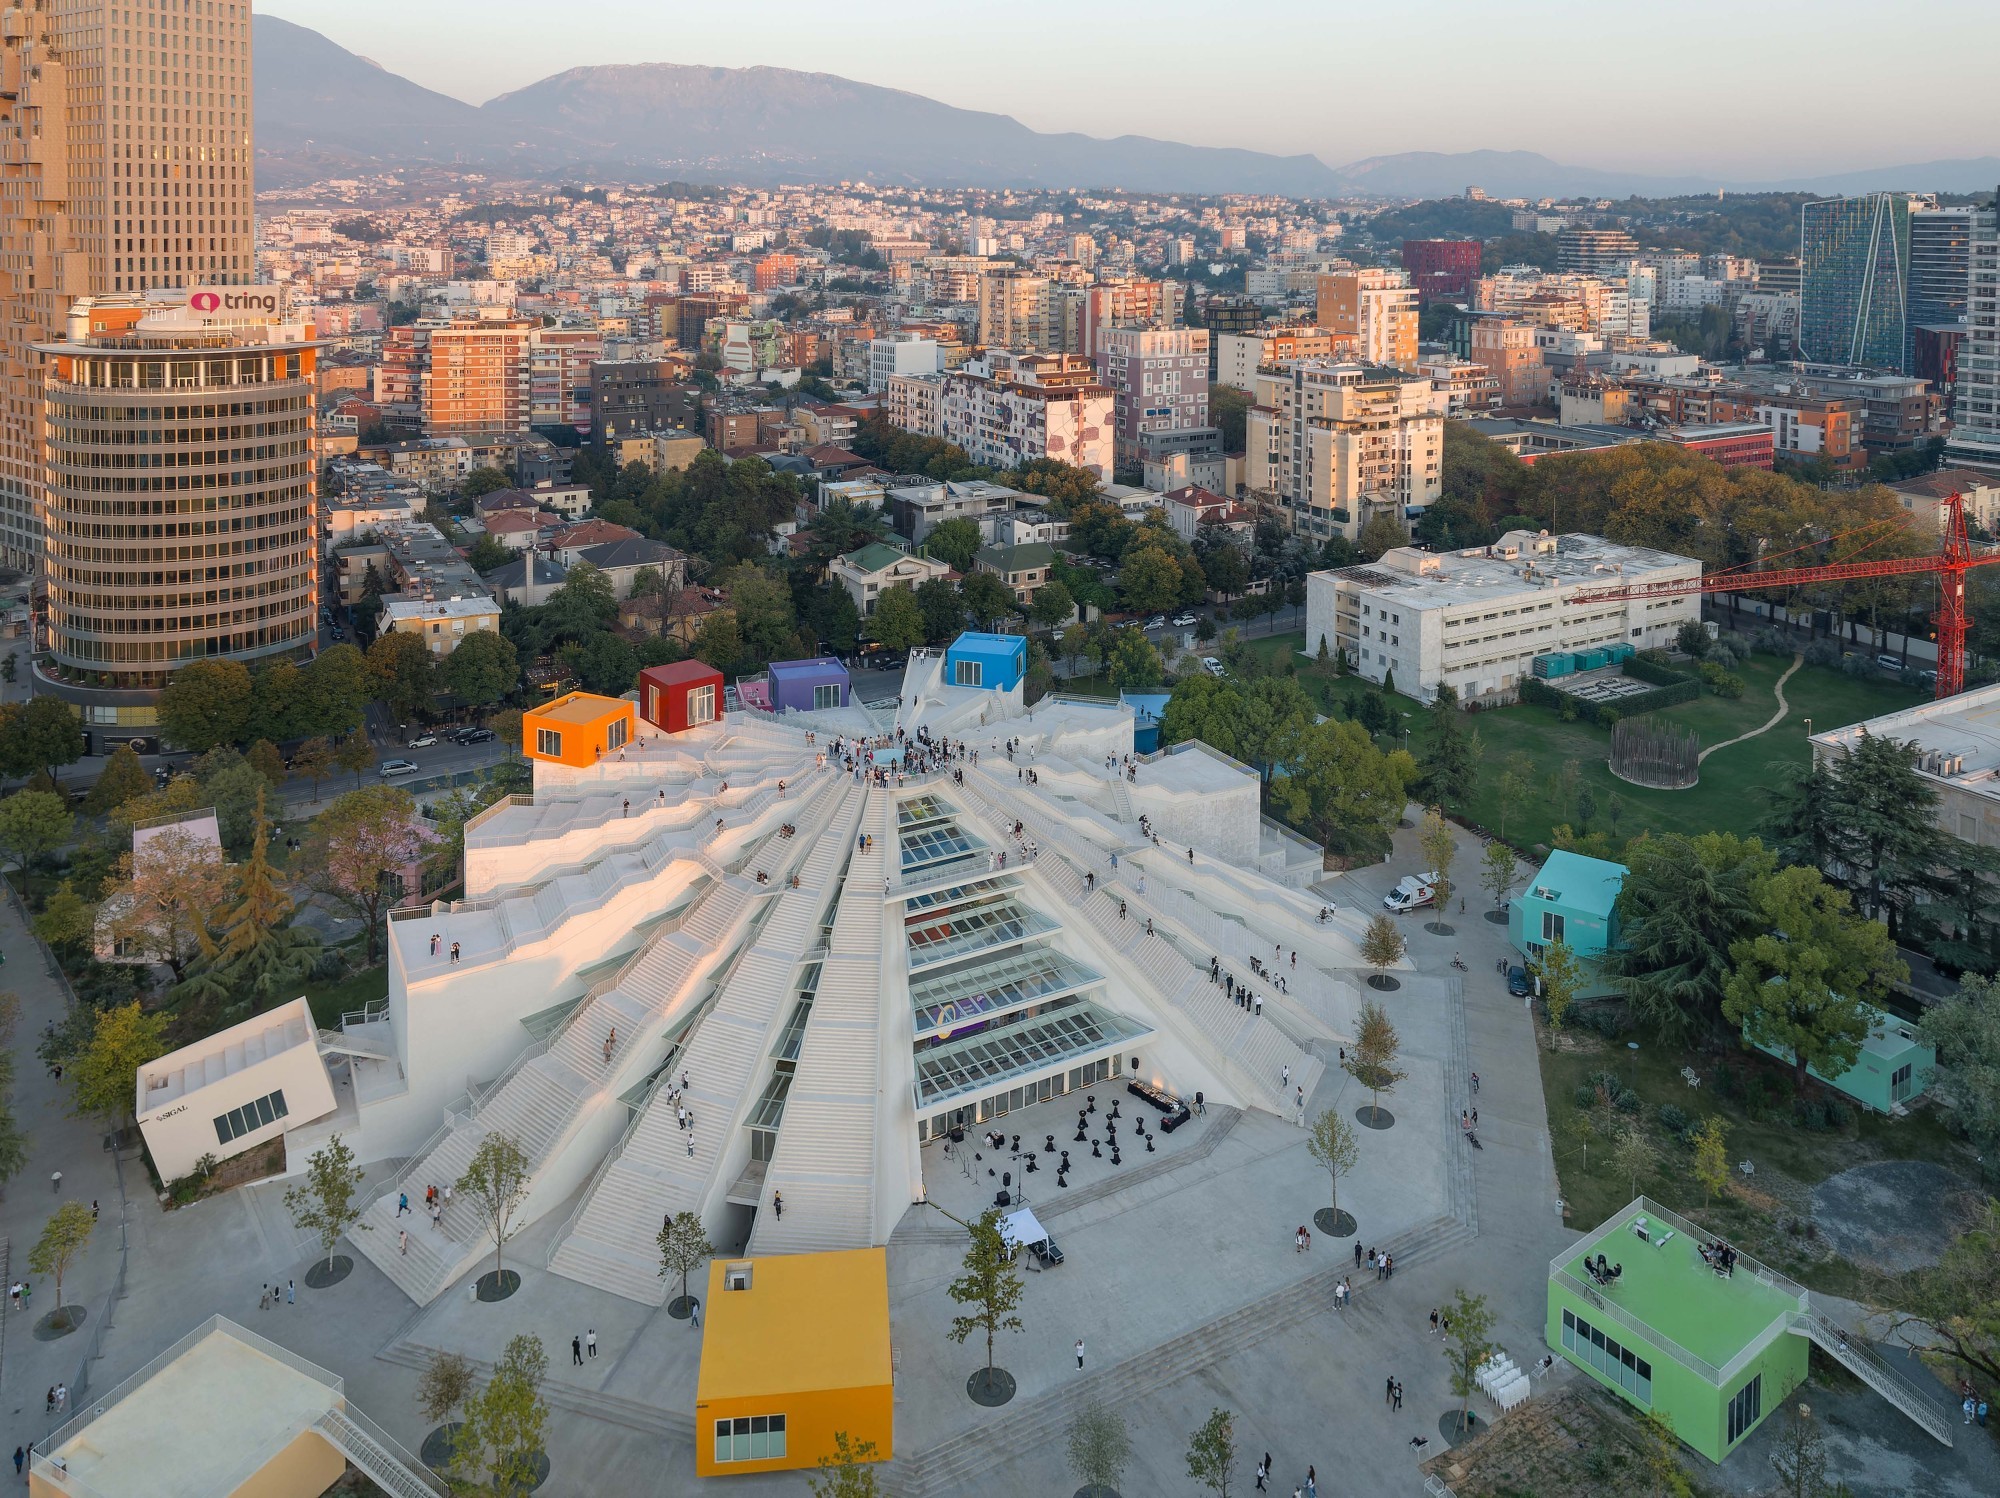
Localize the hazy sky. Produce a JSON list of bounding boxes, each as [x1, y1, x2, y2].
[[263, 0, 1999, 178]]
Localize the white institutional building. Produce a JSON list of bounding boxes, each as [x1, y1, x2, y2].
[[257, 642, 1357, 1307], [1305, 531, 1703, 704]]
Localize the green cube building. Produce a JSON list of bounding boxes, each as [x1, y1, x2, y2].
[[1546, 1198, 1955, 1462]]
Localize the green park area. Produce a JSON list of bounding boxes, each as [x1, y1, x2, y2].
[[1232, 630, 1925, 855]]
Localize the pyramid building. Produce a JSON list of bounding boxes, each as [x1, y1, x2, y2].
[[321, 640, 1366, 1304]]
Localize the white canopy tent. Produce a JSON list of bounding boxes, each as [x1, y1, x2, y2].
[[998, 1206, 1050, 1251]]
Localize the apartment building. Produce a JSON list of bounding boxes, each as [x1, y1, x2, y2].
[[885, 372, 945, 437], [422, 313, 536, 435], [1556, 227, 1640, 273], [978, 266, 1059, 351], [34, 296, 318, 727], [0, 0, 257, 569], [1215, 327, 1349, 393], [1468, 318, 1548, 408], [1097, 326, 1210, 462], [1315, 269, 1419, 369], [1304, 530, 1701, 703], [1417, 355, 1501, 416], [1945, 198, 2000, 476], [1245, 361, 1443, 541], [1755, 391, 1861, 468], [528, 327, 602, 433], [868, 336, 943, 393], [936, 353, 1114, 481], [1401, 240, 1484, 306]]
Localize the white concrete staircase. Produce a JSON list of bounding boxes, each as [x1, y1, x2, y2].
[[544, 783, 872, 1301], [748, 789, 891, 1255], [957, 768, 1323, 1112], [348, 771, 844, 1305]]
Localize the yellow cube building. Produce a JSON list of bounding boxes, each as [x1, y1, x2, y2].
[[694, 1248, 894, 1477]]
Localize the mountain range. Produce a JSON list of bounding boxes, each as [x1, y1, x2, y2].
[[254, 16, 2000, 201]]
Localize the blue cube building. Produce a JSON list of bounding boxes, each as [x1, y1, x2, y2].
[[768, 658, 851, 713], [1121, 692, 1170, 754], [1510, 849, 1627, 993], [944, 632, 1026, 692]]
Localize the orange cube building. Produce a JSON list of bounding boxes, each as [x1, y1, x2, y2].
[[522, 692, 636, 768]]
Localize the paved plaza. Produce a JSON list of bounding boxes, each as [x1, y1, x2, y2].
[[7, 759, 1988, 1496]]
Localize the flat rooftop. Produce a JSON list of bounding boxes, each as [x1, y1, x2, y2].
[[698, 1248, 892, 1399], [1327, 530, 1698, 609], [1811, 682, 2000, 804], [46, 1320, 340, 1498], [1558, 1202, 1803, 1378], [530, 692, 631, 727]]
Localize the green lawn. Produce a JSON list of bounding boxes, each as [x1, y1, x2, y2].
[[1537, 1026, 1969, 1296], [301, 962, 387, 1030]]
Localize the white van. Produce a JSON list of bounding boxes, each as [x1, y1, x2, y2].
[[1383, 875, 1436, 913]]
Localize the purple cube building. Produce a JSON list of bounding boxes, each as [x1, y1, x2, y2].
[[767, 657, 851, 714]]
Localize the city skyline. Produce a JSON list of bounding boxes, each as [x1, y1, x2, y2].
[[261, 0, 2000, 181]]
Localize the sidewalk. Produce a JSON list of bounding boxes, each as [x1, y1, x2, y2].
[[0, 889, 130, 1459]]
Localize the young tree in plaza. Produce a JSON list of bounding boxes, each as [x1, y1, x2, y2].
[[1481, 839, 1520, 913], [1305, 1109, 1360, 1229], [808, 1432, 882, 1498], [1065, 1404, 1131, 1498], [29, 1201, 95, 1330], [283, 1133, 368, 1276], [1360, 914, 1405, 985], [458, 1132, 533, 1283], [452, 1333, 549, 1498], [1443, 1287, 1498, 1435], [657, 1210, 715, 1316], [1418, 806, 1457, 915], [417, 1348, 476, 1454], [1184, 1406, 1237, 1498], [1346, 999, 1406, 1124], [945, 1207, 1024, 1401]]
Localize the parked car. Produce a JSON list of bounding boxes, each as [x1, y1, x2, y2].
[[1145, 615, 1168, 630], [1507, 964, 1531, 997], [378, 759, 419, 778], [1201, 655, 1226, 677], [405, 733, 438, 749], [453, 726, 496, 745], [1171, 613, 1199, 628], [330, 627, 345, 641], [1875, 653, 1904, 673]]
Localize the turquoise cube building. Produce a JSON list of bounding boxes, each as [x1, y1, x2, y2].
[[1744, 1003, 1935, 1114], [1510, 849, 1626, 995]]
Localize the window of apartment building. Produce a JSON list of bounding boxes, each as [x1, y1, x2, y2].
[[714, 1415, 786, 1464], [536, 728, 563, 757], [607, 718, 629, 751], [213, 1088, 288, 1146]]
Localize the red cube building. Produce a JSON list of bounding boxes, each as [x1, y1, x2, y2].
[[639, 660, 725, 734]]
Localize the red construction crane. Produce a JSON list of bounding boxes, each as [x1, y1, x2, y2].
[[1569, 492, 2000, 699]]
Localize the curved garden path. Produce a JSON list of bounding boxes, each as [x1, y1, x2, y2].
[[1697, 653, 1803, 764]]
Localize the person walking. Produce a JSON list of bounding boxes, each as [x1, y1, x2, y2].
[[1254, 1456, 1268, 1491], [572, 1335, 583, 1367], [1307, 1466, 1317, 1497], [1281, 1064, 1291, 1090], [1429, 1309, 1440, 1336], [397, 1192, 409, 1217], [398, 1229, 408, 1255], [449, 941, 460, 963], [773, 1192, 783, 1221], [287, 1280, 295, 1306], [603, 1027, 617, 1063], [1394, 1380, 1404, 1411], [1075, 1338, 1085, 1370], [1441, 1313, 1451, 1339], [587, 1329, 598, 1358], [1386, 1375, 1395, 1407], [1353, 1241, 1364, 1271], [689, 1297, 701, 1330], [14, 1446, 24, 1478]]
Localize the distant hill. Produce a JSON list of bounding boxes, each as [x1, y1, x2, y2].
[[251, 17, 2000, 201]]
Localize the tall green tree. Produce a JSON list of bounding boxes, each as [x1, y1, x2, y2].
[[1417, 683, 1477, 810], [1824, 733, 1952, 937], [0, 697, 82, 786], [1267, 719, 1415, 858], [1917, 974, 2000, 1181], [925, 516, 984, 573], [1065, 1406, 1130, 1498], [1106, 628, 1164, 691], [84, 744, 151, 817], [1028, 579, 1075, 632], [155, 659, 254, 752], [1879, 1196, 2000, 1390], [1722, 866, 1905, 1093], [304, 643, 372, 738], [294, 784, 434, 961], [65, 1002, 170, 1127], [866, 586, 926, 653], [0, 789, 73, 900], [367, 630, 438, 722], [915, 577, 964, 644], [443, 630, 520, 707], [1610, 832, 1773, 1045], [960, 572, 1015, 630]]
